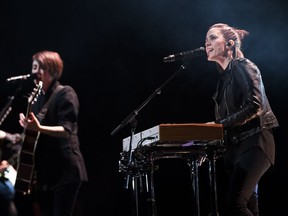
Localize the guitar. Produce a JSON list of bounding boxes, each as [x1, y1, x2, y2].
[[14, 81, 43, 195]]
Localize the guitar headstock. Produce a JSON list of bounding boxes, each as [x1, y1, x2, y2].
[[28, 81, 43, 105]]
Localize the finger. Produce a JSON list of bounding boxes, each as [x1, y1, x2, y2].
[[29, 112, 35, 119], [19, 113, 25, 120]]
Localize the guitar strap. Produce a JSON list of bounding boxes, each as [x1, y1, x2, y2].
[[36, 84, 64, 122]]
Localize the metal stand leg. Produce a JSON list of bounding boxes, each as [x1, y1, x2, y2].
[[132, 175, 139, 216], [149, 160, 157, 216], [208, 153, 219, 216], [188, 159, 200, 216]]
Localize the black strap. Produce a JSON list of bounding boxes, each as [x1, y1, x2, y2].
[[36, 85, 64, 122]]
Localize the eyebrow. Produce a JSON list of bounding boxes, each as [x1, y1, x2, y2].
[[206, 33, 218, 41]]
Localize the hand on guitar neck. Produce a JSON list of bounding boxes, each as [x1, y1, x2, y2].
[[18, 81, 43, 133], [19, 112, 41, 133]]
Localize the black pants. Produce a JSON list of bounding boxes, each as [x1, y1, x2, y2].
[[37, 181, 82, 216], [224, 130, 274, 216]]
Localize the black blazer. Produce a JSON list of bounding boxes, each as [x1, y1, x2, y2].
[[32, 82, 88, 189]]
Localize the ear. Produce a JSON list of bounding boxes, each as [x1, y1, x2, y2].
[[226, 40, 235, 47]]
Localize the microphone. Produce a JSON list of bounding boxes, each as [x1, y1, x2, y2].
[[6, 73, 36, 82], [163, 46, 206, 62]]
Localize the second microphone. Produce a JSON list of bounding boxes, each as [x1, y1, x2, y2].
[[6, 73, 37, 82]]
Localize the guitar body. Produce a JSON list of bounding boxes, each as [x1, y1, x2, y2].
[[15, 130, 40, 194]]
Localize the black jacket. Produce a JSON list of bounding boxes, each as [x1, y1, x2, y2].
[[213, 58, 278, 161], [32, 82, 88, 189]]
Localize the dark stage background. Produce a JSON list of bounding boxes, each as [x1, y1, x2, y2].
[[1, 0, 288, 216]]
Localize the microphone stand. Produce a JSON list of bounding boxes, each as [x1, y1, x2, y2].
[[110, 62, 189, 136], [111, 61, 191, 216], [0, 84, 23, 126]]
